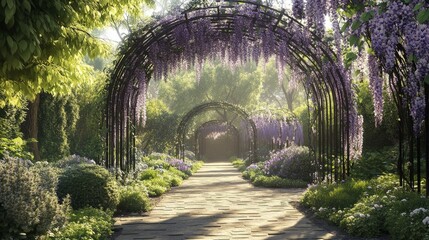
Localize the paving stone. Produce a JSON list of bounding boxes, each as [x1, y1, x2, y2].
[[114, 162, 337, 240]]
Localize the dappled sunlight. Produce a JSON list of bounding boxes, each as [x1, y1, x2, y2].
[[114, 163, 334, 239]]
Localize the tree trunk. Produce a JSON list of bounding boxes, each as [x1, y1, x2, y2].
[[23, 94, 41, 161]]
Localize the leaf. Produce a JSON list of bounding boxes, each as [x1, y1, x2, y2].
[[21, 48, 31, 62], [4, 5, 15, 25], [351, 20, 362, 31], [349, 34, 359, 46], [425, 75, 429, 85], [340, 21, 351, 33], [360, 11, 373, 22], [22, 0, 31, 12], [414, 3, 423, 12], [417, 8, 429, 24], [18, 40, 27, 51], [346, 52, 358, 62]]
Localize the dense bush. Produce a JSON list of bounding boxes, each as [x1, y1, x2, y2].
[[117, 185, 152, 213], [39, 93, 79, 161], [301, 174, 429, 239], [57, 164, 119, 210], [302, 180, 369, 210], [263, 145, 314, 182], [234, 160, 308, 188], [55, 154, 96, 168], [351, 148, 397, 180], [0, 156, 68, 239], [53, 207, 114, 240]]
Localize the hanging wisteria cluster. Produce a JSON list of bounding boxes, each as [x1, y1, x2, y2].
[[241, 115, 303, 150], [343, 0, 429, 134]]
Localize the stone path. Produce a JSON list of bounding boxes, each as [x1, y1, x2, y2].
[[114, 162, 337, 240]]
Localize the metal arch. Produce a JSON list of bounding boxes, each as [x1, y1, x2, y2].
[[194, 120, 241, 160], [105, 0, 354, 183], [175, 102, 257, 163]]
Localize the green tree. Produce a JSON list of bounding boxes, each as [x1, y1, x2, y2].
[[157, 61, 263, 115], [136, 99, 179, 154], [0, 0, 153, 160], [0, 0, 152, 104]]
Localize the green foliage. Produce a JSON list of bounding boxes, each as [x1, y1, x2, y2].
[[138, 99, 179, 154], [39, 93, 79, 161], [301, 173, 429, 239], [53, 208, 114, 240], [140, 168, 161, 180], [0, 0, 152, 106], [117, 185, 152, 213], [355, 76, 398, 150], [385, 192, 429, 240], [143, 177, 170, 197], [302, 180, 369, 210], [190, 161, 204, 173], [351, 148, 397, 180], [57, 164, 119, 210], [0, 156, 68, 239], [70, 77, 105, 160], [158, 61, 263, 116], [252, 175, 308, 188], [231, 158, 246, 172], [0, 137, 32, 160], [0, 97, 32, 159], [234, 158, 308, 188]]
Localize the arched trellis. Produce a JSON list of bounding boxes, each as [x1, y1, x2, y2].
[[105, 0, 357, 182], [194, 120, 240, 160], [175, 102, 257, 162]]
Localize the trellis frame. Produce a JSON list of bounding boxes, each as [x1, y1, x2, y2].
[[105, 0, 354, 182]]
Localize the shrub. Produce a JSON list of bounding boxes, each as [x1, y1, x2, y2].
[[0, 156, 68, 239], [57, 164, 119, 210], [385, 192, 429, 240], [162, 169, 184, 186], [140, 168, 160, 180], [190, 161, 204, 173], [55, 154, 96, 168], [263, 145, 314, 182], [166, 158, 192, 175], [143, 178, 170, 197], [351, 149, 397, 180], [253, 175, 308, 188], [339, 195, 386, 237], [231, 158, 246, 172], [54, 207, 113, 240], [117, 185, 151, 213], [301, 180, 369, 210]]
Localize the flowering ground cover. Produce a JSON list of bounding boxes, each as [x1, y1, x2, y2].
[[0, 153, 202, 239]]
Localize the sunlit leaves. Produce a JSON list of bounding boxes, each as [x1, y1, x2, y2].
[[0, 0, 152, 105]]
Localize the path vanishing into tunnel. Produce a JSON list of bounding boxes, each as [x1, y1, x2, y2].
[[114, 162, 338, 240]]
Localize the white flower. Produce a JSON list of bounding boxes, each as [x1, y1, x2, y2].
[[401, 199, 407, 202], [319, 207, 326, 212], [423, 216, 429, 225], [410, 208, 428, 217], [401, 212, 406, 216], [367, 186, 372, 189]]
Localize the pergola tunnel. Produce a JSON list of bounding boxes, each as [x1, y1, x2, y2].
[[196, 120, 239, 162], [106, 0, 361, 183], [175, 102, 257, 162], [105, 0, 428, 188]]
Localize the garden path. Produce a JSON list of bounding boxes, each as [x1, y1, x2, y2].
[[114, 162, 337, 240]]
